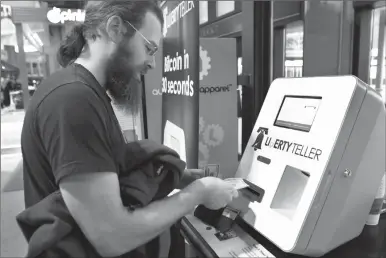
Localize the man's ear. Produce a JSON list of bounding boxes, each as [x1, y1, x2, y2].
[[105, 15, 125, 44]]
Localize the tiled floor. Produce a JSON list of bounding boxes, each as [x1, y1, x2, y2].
[[1, 110, 27, 256], [1, 190, 27, 258], [1, 110, 24, 149]]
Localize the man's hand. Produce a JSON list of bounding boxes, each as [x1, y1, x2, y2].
[[59, 171, 237, 257], [195, 177, 239, 210]]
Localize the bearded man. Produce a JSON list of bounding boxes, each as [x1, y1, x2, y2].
[[20, 1, 237, 257]]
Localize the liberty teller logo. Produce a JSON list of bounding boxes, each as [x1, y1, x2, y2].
[[252, 127, 269, 151], [251, 126, 322, 161]]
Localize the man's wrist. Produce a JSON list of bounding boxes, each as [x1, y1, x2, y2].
[[181, 179, 206, 206], [179, 169, 205, 189]]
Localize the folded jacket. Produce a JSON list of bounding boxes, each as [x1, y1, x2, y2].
[[16, 140, 186, 258]]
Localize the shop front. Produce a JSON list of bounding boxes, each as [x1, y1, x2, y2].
[[1, 2, 85, 109]]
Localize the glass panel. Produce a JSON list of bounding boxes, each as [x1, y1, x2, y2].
[[39, 62, 45, 77], [369, 8, 381, 89], [238, 116, 242, 157], [285, 21, 304, 78], [382, 26, 386, 103], [237, 38, 243, 158], [368, 7, 386, 209], [369, 7, 386, 103], [237, 57, 242, 156], [199, 1, 208, 24], [216, 1, 235, 17], [237, 57, 242, 76], [32, 63, 38, 75], [26, 62, 32, 75]]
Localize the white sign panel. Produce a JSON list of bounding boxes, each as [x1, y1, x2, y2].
[[47, 7, 85, 24]]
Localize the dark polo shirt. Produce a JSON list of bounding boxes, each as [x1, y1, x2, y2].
[[21, 64, 126, 208]]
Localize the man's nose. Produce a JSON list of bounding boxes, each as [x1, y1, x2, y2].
[[146, 55, 156, 70]]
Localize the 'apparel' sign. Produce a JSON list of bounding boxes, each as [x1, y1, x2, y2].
[[198, 39, 238, 178], [200, 84, 233, 94], [47, 7, 85, 24]]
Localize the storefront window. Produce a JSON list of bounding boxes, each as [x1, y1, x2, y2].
[[216, 1, 235, 17], [2, 1, 40, 8], [237, 57, 242, 156], [32, 62, 38, 75], [26, 63, 31, 75], [382, 34, 386, 103], [369, 7, 386, 103], [39, 62, 45, 77], [238, 57, 242, 76], [1, 1, 52, 100], [285, 21, 304, 78], [199, 1, 208, 25]]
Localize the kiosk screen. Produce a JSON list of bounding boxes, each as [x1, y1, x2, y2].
[[274, 96, 322, 132]]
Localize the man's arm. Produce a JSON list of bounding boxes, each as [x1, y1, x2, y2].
[[178, 169, 205, 189], [60, 172, 204, 257], [36, 84, 205, 257]]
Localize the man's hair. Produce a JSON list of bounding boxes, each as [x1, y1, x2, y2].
[[57, 0, 163, 68]]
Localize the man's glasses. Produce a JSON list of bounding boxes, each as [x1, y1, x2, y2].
[[124, 20, 158, 56]]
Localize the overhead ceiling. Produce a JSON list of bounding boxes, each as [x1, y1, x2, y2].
[[0, 0, 86, 54], [1, 1, 40, 8], [42, 0, 86, 9], [1, 1, 46, 53]]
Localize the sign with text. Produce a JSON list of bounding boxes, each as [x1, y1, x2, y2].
[[198, 38, 238, 179], [161, 1, 199, 168], [47, 7, 85, 24]]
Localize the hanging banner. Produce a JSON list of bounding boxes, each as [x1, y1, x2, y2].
[[199, 38, 238, 179], [144, 42, 163, 143], [161, 1, 199, 168]]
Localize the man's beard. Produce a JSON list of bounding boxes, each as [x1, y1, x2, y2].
[[105, 41, 142, 107]]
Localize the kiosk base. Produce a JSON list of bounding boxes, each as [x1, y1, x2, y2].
[[182, 214, 274, 258], [180, 213, 386, 258]]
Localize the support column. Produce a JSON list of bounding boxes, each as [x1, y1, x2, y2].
[[375, 10, 385, 96], [273, 27, 286, 79], [47, 26, 63, 74], [241, 1, 272, 152], [15, 23, 30, 110], [353, 7, 373, 82], [41, 1, 51, 76], [4, 45, 17, 66], [303, 1, 355, 76]]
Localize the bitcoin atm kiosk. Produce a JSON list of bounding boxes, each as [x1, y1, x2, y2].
[[232, 75, 385, 257]]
